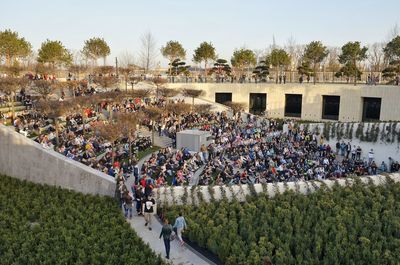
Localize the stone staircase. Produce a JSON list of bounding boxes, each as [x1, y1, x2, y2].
[[0, 101, 26, 114], [138, 128, 173, 148]]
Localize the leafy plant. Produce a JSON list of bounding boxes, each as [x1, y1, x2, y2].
[[0, 175, 165, 265], [161, 180, 400, 265]]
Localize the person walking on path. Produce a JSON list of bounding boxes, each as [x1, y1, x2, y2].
[[123, 191, 133, 219], [173, 213, 187, 246], [159, 218, 173, 259], [144, 195, 156, 230]]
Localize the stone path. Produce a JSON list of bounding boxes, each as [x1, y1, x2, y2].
[[138, 128, 173, 148], [124, 151, 215, 265], [188, 165, 205, 186]]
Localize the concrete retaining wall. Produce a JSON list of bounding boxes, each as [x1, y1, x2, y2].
[[294, 122, 400, 165], [167, 83, 400, 122], [154, 173, 400, 205], [0, 125, 116, 196]]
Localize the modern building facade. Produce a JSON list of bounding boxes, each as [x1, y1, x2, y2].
[[168, 83, 400, 122]]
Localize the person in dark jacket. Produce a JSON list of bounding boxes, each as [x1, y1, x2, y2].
[[159, 218, 173, 259]]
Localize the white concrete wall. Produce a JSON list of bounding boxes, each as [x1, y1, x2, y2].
[[299, 122, 400, 165], [167, 83, 400, 122], [0, 125, 116, 196], [154, 173, 400, 205]]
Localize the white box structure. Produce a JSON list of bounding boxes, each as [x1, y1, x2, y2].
[[176, 130, 212, 152]]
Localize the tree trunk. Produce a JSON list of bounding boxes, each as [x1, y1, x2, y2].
[[81, 110, 86, 137], [55, 119, 60, 148], [129, 136, 133, 162], [10, 92, 15, 124], [204, 61, 207, 83], [354, 59, 357, 86], [125, 74, 128, 92], [151, 122, 155, 145], [111, 146, 115, 165], [313, 64, 317, 85], [108, 104, 113, 121]]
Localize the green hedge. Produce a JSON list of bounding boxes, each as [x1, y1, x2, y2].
[[162, 179, 400, 265], [0, 175, 166, 265]]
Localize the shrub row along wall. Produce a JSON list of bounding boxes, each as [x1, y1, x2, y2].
[[0, 125, 115, 196], [154, 174, 400, 205], [295, 122, 400, 164]]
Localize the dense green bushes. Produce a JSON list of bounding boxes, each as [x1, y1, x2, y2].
[[0, 175, 165, 265], [162, 178, 400, 265]]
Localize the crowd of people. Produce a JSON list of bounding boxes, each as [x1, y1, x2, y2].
[[8, 90, 400, 191]]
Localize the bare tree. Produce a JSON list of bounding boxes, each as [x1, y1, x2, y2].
[[93, 122, 123, 164], [367, 43, 386, 73], [325, 47, 341, 82], [181, 88, 204, 108], [139, 31, 157, 73], [151, 77, 168, 97], [158, 87, 179, 98], [194, 104, 213, 114], [386, 23, 399, 42], [143, 106, 164, 144], [119, 50, 136, 92], [284, 36, 299, 82], [32, 80, 55, 100], [116, 112, 138, 162], [35, 100, 71, 147], [165, 102, 190, 115], [225, 101, 245, 116], [0, 77, 29, 122]]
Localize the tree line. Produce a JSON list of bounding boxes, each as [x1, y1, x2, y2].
[[1, 29, 400, 84]]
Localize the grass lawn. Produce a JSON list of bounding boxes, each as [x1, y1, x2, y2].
[[136, 146, 161, 161]]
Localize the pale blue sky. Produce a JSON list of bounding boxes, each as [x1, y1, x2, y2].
[[1, 0, 399, 66]]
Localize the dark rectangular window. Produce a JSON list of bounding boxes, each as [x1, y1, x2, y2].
[[322, 95, 340, 120], [215, 93, 232, 105], [285, 94, 302, 117], [362, 97, 381, 121], [249, 93, 267, 115]]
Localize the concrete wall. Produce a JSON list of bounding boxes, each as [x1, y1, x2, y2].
[[154, 173, 400, 205], [0, 125, 116, 196], [167, 83, 400, 122]]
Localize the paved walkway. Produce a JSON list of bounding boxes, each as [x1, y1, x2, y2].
[[138, 128, 173, 148], [124, 152, 215, 265]]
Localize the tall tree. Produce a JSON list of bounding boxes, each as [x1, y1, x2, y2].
[[37, 40, 72, 70], [82, 37, 111, 66], [193, 42, 217, 80], [382, 36, 400, 82], [139, 31, 157, 73], [367, 43, 385, 72], [302, 41, 328, 84], [0, 29, 32, 66], [266, 49, 291, 83], [338, 41, 368, 85], [161, 41, 186, 76], [231, 48, 256, 79]]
